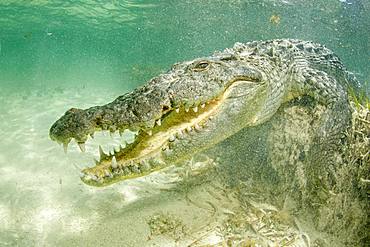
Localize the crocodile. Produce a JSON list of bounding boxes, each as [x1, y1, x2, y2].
[[49, 39, 359, 187]]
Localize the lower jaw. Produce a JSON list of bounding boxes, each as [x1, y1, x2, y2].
[[80, 147, 170, 186], [80, 129, 206, 186], [81, 162, 167, 187]]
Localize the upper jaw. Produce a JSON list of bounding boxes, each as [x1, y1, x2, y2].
[[49, 83, 174, 150], [49, 108, 95, 152]]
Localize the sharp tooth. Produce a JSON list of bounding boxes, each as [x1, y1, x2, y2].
[[63, 143, 68, 154], [139, 161, 150, 172], [156, 119, 161, 126], [169, 135, 176, 142], [186, 126, 192, 132], [130, 164, 140, 174], [147, 130, 153, 136], [94, 158, 99, 165], [168, 141, 175, 149], [193, 106, 198, 113], [175, 108, 180, 113], [143, 120, 155, 129], [163, 148, 173, 156], [78, 142, 86, 152], [90, 174, 98, 181], [105, 169, 112, 178], [185, 108, 189, 112], [111, 156, 118, 169], [176, 130, 184, 139], [121, 167, 128, 175], [194, 123, 201, 131], [201, 103, 205, 108], [114, 146, 120, 153], [121, 141, 127, 148], [149, 158, 164, 168], [90, 133, 95, 139], [99, 145, 107, 159]]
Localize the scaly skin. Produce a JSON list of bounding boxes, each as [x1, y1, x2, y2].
[[49, 39, 359, 186]]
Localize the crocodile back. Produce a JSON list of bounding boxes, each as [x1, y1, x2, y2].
[[224, 39, 355, 127]]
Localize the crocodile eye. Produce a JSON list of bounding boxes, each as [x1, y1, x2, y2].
[[193, 61, 210, 71]]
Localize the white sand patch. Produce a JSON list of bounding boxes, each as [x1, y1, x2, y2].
[[0, 204, 11, 229], [31, 206, 65, 235]]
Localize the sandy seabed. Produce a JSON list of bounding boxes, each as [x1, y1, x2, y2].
[[0, 86, 367, 247]]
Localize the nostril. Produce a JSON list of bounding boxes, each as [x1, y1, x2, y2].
[[66, 108, 84, 117], [67, 108, 79, 113], [162, 105, 170, 111]]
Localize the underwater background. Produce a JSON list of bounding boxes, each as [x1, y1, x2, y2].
[[0, 0, 369, 246]]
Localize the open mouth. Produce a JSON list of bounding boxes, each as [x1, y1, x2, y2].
[[50, 67, 261, 187], [79, 94, 226, 186]]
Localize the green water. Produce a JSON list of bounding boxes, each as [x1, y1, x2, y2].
[[0, 0, 369, 246], [1, 0, 369, 91]]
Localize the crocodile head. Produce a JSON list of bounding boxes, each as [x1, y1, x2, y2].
[[50, 51, 268, 186]]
